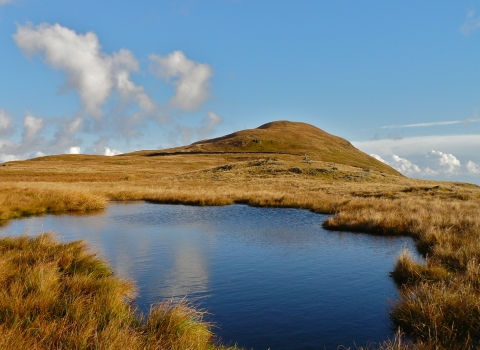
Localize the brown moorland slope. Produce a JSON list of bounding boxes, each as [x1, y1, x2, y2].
[[127, 120, 401, 176]]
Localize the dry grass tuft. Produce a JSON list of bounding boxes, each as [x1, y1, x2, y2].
[[142, 299, 214, 350]]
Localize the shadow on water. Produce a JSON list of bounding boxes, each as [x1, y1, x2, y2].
[[0, 202, 423, 350]]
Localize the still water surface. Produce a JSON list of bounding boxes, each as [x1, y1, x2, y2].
[[0, 203, 420, 350]]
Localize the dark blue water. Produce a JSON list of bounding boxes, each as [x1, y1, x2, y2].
[[0, 203, 420, 350]]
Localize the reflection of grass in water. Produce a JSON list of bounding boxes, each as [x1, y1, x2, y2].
[[1, 149, 480, 348], [0, 233, 240, 350]]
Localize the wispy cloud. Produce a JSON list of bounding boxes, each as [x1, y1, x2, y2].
[[0, 110, 13, 136], [0, 0, 14, 5], [168, 110, 224, 146], [0, 113, 84, 161], [467, 161, 480, 174], [380, 118, 480, 129], [461, 10, 480, 35]]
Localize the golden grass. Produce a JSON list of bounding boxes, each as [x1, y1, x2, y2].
[[1, 150, 480, 349], [0, 233, 240, 350]]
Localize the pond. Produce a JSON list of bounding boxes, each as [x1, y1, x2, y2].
[[0, 203, 420, 350]]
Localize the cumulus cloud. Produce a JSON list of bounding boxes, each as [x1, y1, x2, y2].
[[461, 10, 480, 35], [390, 155, 422, 175], [104, 147, 122, 156], [13, 23, 156, 119], [379, 152, 464, 177], [353, 134, 480, 161], [467, 161, 480, 174], [150, 51, 213, 111], [427, 150, 461, 175], [66, 146, 81, 154], [8, 23, 217, 160], [369, 147, 480, 181], [370, 154, 388, 164]]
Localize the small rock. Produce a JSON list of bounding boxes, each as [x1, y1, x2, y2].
[[289, 167, 302, 174]]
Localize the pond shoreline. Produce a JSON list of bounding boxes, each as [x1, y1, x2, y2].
[[1, 201, 423, 349]]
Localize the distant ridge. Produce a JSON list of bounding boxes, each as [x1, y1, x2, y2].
[[128, 121, 401, 176]]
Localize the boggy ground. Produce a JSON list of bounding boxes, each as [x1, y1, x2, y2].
[[1, 151, 480, 349]]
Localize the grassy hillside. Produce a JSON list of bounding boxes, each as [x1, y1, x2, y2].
[[128, 121, 401, 176]]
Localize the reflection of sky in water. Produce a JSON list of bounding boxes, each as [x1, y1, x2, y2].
[[0, 203, 422, 350]]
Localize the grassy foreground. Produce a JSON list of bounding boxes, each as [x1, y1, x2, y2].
[[1, 149, 480, 349], [0, 232, 241, 350]]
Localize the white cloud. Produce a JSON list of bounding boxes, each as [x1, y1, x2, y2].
[[390, 154, 422, 175], [363, 139, 480, 181], [66, 146, 81, 154], [13, 23, 156, 119], [381, 117, 480, 130], [104, 147, 122, 156], [0, 0, 13, 5], [427, 150, 461, 175], [150, 50, 213, 111], [370, 154, 388, 164], [467, 161, 480, 174], [0, 112, 86, 161], [22, 115, 44, 141], [461, 10, 480, 35], [0, 110, 13, 136], [353, 134, 480, 161]]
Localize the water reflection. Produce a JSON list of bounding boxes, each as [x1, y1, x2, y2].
[[0, 203, 421, 350]]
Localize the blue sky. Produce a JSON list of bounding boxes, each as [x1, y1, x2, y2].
[[1, 1, 480, 183]]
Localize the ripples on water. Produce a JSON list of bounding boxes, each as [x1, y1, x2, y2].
[[0, 203, 421, 350]]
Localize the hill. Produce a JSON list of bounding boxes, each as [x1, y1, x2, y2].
[[127, 121, 401, 176]]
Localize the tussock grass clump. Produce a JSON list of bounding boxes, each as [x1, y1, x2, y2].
[[0, 233, 240, 350], [142, 299, 214, 350], [391, 281, 480, 349], [0, 232, 140, 349], [390, 248, 449, 285]]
